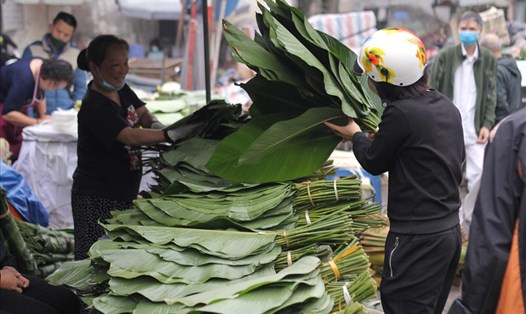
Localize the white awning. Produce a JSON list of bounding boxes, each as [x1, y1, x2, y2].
[[15, 0, 85, 4], [117, 0, 183, 20]]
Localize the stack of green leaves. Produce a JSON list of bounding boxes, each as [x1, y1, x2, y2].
[[15, 220, 74, 277], [46, 140, 379, 313], [206, 0, 382, 183]]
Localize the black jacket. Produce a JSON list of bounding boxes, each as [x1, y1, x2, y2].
[[496, 56, 522, 124], [352, 90, 465, 234], [449, 108, 526, 314]]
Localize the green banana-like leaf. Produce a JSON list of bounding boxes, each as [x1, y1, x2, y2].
[[90, 240, 281, 267], [240, 75, 319, 118], [207, 107, 343, 183], [109, 266, 277, 303], [160, 138, 217, 169], [262, 8, 347, 110], [222, 19, 302, 85], [92, 295, 139, 314], [133, 298, 190, 314], [198, 277, 326, 314], [45, 259, 109, 290], [166, 256, 321, 306], [100, 249, 275, 284], [102, 225, 277, 259]]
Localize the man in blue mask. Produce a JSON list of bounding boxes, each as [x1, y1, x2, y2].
[[429, 11, 497, 239], [22, 12, 87, 115]]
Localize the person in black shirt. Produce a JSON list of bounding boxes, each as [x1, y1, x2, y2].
[[72, 35, 181, 260], [326, 27, 465, 314]]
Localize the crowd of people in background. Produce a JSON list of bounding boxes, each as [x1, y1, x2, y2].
[[0, 7, 525, 314]]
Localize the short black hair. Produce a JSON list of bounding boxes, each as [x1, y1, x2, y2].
[[77, 35, 129, 72], [372, 69, 430, 102], [53, 12, 77, 29], [40, 58, 74, 86], [458, 11, 483, 29]]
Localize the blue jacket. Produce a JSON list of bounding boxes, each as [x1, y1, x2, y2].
[[22, 34, 87, 114]]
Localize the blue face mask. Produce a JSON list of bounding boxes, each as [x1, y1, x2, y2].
[[96, 67, 124, 92], [458, 31, 479, 46]]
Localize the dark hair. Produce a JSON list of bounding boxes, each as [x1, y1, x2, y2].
[[458, 11, 483, 29], [40, 58, 74, 86], [372, 70, 429, 102], [53, 12, 77, 29], [77, 35, 129, 72]]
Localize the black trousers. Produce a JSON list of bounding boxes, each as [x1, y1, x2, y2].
[[0, 273, 81, 314], [380, 225, 461, 314]]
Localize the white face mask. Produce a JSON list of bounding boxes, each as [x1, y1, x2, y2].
[[96, 66, 124, 92]]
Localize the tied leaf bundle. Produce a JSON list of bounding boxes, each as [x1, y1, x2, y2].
[[15, 221, 74, 277], [206, 0, 381, 183], [326, 270, 378, 306]]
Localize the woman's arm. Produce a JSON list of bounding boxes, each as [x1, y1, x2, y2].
[[3, 111, 40, 127], [116, 127, 166, 146], [136, 105, 163, 129]]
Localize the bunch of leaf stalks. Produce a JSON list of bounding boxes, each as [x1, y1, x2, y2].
[[205, 0, 382, 183], [294, 176, 363, 206], [319, 239, 371, 283], [15, 220, 74, 277], [326, 270, 377, 307], [275, 244, 331, 271], [360, 227, 388, 280], [294, 193, 385, 234], [271, 216, 353, 249], [332, 299, 368, 314]]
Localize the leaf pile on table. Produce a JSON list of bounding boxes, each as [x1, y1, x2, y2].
[[47, 136, 385, 314], [205, 0, 382, 183]]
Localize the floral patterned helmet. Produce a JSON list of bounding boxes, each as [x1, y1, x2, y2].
[[353, 27, 427, 86]]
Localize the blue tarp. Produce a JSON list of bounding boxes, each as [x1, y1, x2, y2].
[[0, 160, 49, 226]]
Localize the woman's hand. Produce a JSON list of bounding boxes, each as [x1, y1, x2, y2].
[[0, 267, 30, 293], [324, 118, 362, 142]]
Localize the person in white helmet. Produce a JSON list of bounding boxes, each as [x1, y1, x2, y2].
[[325, 27, 465, 314]]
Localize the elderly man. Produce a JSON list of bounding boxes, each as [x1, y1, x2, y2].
[[429, 11, 497, 236], [480, 33, 523, 124]]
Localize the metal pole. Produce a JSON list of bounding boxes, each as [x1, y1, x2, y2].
[[203, 0, 211, 103]]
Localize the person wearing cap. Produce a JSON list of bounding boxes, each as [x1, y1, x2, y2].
[[22, 11, 87, 115], [428, 11, 497, 237], [325, 27, 465, 314]]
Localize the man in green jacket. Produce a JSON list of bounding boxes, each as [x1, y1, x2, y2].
[[429, 10, 497, 236]]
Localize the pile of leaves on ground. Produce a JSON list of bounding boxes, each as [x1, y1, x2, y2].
[[205, 0, 382, 183], [16, 220, 74, 277], [47, 137, 384, 313]]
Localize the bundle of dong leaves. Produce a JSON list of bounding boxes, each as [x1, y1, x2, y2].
[[205, 0, 382, 183], [47, 137, 382, 313]]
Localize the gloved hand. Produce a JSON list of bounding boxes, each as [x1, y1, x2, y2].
[[151, 121, 165, 129], [163, 122, 203, 143]]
